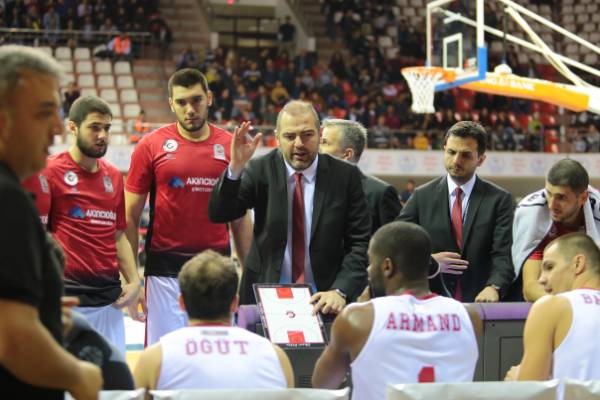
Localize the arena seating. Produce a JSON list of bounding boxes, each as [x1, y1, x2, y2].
[[48, 46, 140, 137]]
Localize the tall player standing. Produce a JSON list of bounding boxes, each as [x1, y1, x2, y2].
[[125, 69, 252, 345]]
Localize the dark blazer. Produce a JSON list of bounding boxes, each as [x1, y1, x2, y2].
[[209, 150, 370, 304], [397, 175, 514, 302], [362, 173, 401, 234]]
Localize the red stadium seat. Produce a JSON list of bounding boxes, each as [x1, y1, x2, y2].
[[456, 97, 471, 113], [540, 102, 557, 115], [541, 114, 556, 126], [331, 107, 347, 119], [518, 114, 532, 129], [531, 102, 541, 112]]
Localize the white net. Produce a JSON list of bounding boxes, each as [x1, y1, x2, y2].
[[402, 67, 445, 114]]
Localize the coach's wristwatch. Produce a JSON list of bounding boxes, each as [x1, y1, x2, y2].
[[334, 288, 347, 300], [489, 284, 501, 292]]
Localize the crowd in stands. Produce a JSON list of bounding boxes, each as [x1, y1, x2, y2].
[[0, 0, 170, 56], [2, 0, 598, 152]]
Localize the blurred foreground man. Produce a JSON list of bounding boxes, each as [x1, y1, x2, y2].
[[0, 45, 101, 399]]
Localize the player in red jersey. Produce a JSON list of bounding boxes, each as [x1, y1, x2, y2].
[[45, 96, 143, 355], [125, 69, 252, 345]]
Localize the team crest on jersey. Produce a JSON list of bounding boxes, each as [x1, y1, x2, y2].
[[38, 174, 50, 193], [103, 176, 114, 193], [213, 144, 226, 160], [163, 139, 178, 152], [64, 171, 78, 186]]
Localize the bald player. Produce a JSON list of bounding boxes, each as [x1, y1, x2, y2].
[[312, 221, 480, 400], [506, 232, 600, 381], [133, 250, 294, 391]]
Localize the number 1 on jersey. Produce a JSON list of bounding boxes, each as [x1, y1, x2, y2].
[[418, 366, 435, 382]]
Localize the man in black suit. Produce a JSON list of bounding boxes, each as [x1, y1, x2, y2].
[[209, 101, 370, 314], [397, 121, 514, 302], [320, 118, 401, 234]]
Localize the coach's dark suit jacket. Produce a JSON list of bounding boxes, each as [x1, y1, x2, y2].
[[209, 150, 371, 305], [397, 175, 514, 302], [362, 173, 401, 235]]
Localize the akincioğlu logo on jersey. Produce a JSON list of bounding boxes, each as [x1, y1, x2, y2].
[[169, 176, 218, 192], [169, 176, 185, 188], [68, 205, 116, 226]]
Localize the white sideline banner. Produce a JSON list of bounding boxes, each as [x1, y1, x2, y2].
[[387, 381, 559, 400], [150, 388, 350, 400], [65, 389, 144, 400], [358, 150, 600, 178], [562, 379, 600, 399], [49, 144, 600, 178]]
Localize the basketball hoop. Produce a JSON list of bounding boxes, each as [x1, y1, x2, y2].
[[402, 67, 455, 114]]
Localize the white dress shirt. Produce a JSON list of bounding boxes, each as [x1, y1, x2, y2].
[[447, 173, 477, 223], [279, 155, 318, 290]]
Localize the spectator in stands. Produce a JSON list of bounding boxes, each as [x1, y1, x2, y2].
[[129, 109, 151, 143], [506, 233, 600, 381], [99, 17, 118, 34], [586, 123, 600, 152], [513, 159, 600, 302], [242, 61, 262, 91], [42, 4, 61, 36], [217, 87, 233, 121], [147, 15, 172, 59], [278, 15, 296, 56], [399, 179, 415, 207], [80, 15, 95, 43], [312, 221, 480, 399], [397, 121, 515, 302], [252, 85, 271, 122], [133, 250, 294, 390], [270, 80, 290, 106], [77, 0, 92, 18], [370, 115, 390, 148], [321, 119, 401, 234], [108, 31, 132, 61], [62, 81, 80, 118], [175, 46, 200, 71], [413, 131, 430, 150]]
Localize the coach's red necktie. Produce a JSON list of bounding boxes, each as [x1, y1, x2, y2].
[[451, 187, 463, 301], [292, 172, 305, 283]]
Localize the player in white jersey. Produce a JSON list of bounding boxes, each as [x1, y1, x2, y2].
[[312, 222, 481, 400], [506, 232, 600, 381], [133, 250, 294, 390]]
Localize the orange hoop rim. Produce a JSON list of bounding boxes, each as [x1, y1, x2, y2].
[[401, 66, 457, 83]]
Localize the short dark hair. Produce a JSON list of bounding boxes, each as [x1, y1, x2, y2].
[[68, 95, 112, 128], [444, 121, 487, 155], [550, 232, 600, 275], [276, 100, 320, 134], [322, 119, 367, 163], [546, 159, 589, 193], [178, 250, 238, 320], [168, 68, 208, 98], [370, 221, 432, 281]]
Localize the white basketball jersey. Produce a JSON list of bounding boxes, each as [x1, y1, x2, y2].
[[157, 325, 287, 389], [553, 288, 600, 380], [351, 294, 478, 400]]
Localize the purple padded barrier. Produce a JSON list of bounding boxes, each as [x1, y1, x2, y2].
[[467, 302, 532, 321], [236, 304, 260, 331]]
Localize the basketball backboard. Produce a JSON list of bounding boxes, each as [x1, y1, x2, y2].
[[427, 0, 487, 91]]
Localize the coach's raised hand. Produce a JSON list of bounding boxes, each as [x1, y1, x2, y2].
[[229, 121, 263, 177]]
